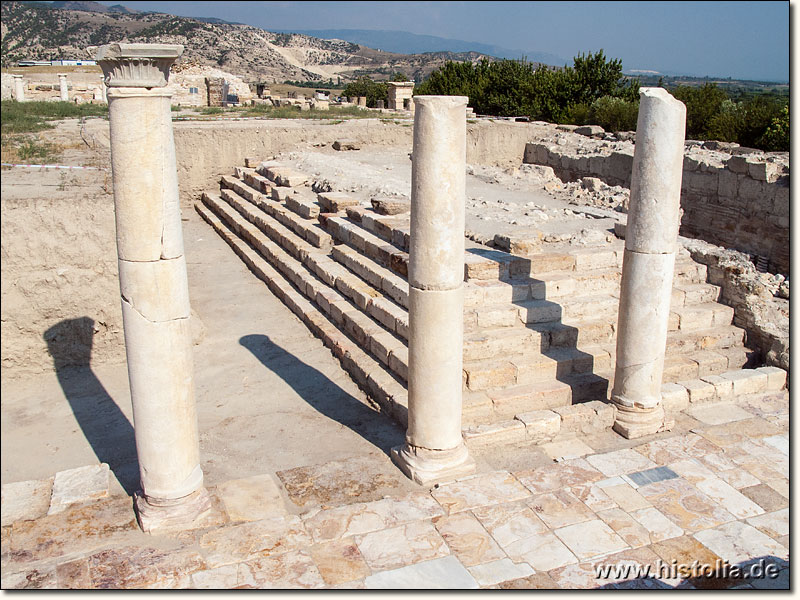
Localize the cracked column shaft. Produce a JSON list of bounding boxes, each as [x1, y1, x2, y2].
[[97, 43, 210, 532], [612, 87, 687, 439], [391, 96, 475, 485]]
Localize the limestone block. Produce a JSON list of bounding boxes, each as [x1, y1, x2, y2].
[[462, 420, 526, 448], [407, 287, 463, 450], [371, 197, 410, 215], [772, 185, 789, 217], [585, 400, 616, 428], [720, 370, 768, 396], [515, 410, 560, 442], [699, 375, 733, 399], [409, 96, 467, 291], [462, 391, 493, 426], [717, 170, 739, 198], [661, 382, 689, 412], [726, 155, 749, 174], [737, 177, 766, 203], [607, 149, 634, 184], [217, 475, 286, 523], [681, 378, 717, 403], [48, 464, 110, 515], [748, 161, 781, 182], [575, 125, 605, 137], [552, 403, 595, 430], [756, 366, 787, 391], [317, 192, 359, 213], [1, 478, 53, 525], [464, 359, 516, 391], [389, 346, 409, 381]]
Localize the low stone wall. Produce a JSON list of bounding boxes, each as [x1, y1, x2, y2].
[[524, 138, 790, 275], [172, 118, 545, 208]]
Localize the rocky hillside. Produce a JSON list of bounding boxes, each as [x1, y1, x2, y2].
[[1, 1, 496, 82]]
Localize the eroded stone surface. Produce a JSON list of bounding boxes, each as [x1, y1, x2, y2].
[[48, 464, 110, 515], [1, 478, 53, 526]]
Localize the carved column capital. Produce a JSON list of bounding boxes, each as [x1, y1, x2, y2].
[[95, 43, 183, 88]]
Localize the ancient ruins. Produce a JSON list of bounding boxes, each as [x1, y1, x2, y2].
[[0, 42, 789, 589]]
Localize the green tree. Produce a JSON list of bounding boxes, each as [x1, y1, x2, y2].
[[342, 76, 388, 108], [671, 83, 728, 138], [758, 104, 789, 151]]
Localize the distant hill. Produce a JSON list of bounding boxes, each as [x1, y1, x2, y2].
[[0, 1, 503, 83], [286, 28, 567, 66]]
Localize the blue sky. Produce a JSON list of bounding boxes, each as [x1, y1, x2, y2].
[[97, 1, 790, 82]]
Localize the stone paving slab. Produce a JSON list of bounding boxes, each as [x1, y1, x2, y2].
[[1, 478, 53, 526], [47, 464, 110, 515], [1, 388, 789, 589]]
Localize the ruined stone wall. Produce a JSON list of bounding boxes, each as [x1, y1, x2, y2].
[[0, 168, 125, 376], [524, 139, 790, 274]]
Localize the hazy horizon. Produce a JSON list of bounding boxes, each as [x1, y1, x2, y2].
[[91, 1, 790, 82]]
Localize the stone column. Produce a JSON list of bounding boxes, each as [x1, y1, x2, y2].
[[611, 87, 686, 438], [100, 74, 108, 102], [95, 43, 210, 532], [391, 96, 475, 485], [12, 75, 25, 102], [58, 74, 69, 101]]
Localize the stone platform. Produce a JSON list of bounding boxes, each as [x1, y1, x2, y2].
[[194, 158, 768, 447], [1, 388, 788, 589]]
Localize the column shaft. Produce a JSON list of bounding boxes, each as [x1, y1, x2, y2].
[[392, 95, 475, 485], [108, 87, 203, 500], [59, 75, 69, 101], [13, 75, 25, 102], [97, 43, 210, 532], [612, 87, 686, 438]]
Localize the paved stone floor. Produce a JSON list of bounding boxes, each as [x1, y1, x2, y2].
[[1, 386, 788, 589]]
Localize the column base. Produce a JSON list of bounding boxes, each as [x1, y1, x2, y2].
[[391, 442, 476, 486], [612, 402, 673, 439], [134, 487, 213, 535]]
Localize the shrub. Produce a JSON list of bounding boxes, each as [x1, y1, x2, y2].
[[758, 104, 789, 151], [590, 95, 639, 132]]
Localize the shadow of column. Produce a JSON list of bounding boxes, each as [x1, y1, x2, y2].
[[43, 317, 139, 496], [239, 334, 405, 454]]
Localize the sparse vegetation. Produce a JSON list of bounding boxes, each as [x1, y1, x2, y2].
[[1, 100, 107, 134], [1, 100, 106, 164]]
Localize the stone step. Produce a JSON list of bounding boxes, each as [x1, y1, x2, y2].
[[317, 191, 361, 213], [322, 215, 410, 278], [200, 193, 409, 383], [346, 206, 411, 251], [669, 302, 734, 332], [331, 244, 409, 309], [466, 294, 620, 331], [234, 166, 273, 195], [221, 179, 333, 251], [463, 345, 614, 392], [196, 199, 410, 428]]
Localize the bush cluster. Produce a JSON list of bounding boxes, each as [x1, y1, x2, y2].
[[414, 51, 639, 125], [671, 84, 788, 151]]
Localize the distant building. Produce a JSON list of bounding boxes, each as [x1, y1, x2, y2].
[[18, 60, 97, 67]]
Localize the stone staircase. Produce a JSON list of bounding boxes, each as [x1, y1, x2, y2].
[[195, 160, 760, 447]]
